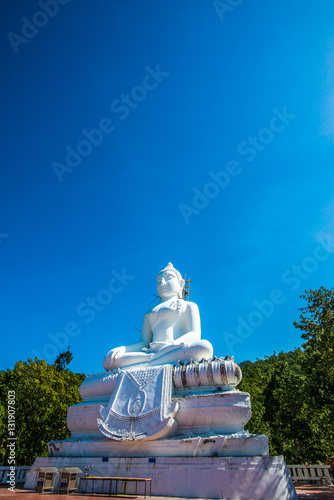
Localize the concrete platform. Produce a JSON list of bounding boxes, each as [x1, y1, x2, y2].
[[25, 455, 297, 500], [48, 434, 268, 458], [1, 487, 334, 500]]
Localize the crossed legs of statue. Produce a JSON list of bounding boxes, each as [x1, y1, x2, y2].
[[103, 340, 213, 371]]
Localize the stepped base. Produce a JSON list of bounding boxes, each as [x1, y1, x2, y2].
[[48, 433, 269, 458], [68, 390, 252, 439], [25, 455, 297, 499]]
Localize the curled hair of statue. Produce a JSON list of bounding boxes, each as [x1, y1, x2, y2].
[[159, 262, 182, 282]]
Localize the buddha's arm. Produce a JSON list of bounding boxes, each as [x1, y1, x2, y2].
[[174, 302, 201, 343], [102, 314, 153, 370], [122, 314, 152, 352]]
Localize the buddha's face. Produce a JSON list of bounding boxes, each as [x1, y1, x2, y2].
[[157, 270, 182, 299]]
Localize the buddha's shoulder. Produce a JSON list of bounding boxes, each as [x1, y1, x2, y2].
[[183, 300, 199, 312], [144, 303, 160, 315]]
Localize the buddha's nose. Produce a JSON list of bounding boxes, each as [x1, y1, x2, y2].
[[161, 277, 166, 285]]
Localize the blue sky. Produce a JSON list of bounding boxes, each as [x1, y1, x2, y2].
[[1, 0, 334, 375]]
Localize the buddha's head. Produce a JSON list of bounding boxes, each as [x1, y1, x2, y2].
[[157, 262, 185, 300]]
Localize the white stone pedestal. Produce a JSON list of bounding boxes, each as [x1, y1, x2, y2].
[[26, 360, 298, 498], [67, 390, 253, 439], [25, 455, 297, 500], [47, 434, 269, 458]]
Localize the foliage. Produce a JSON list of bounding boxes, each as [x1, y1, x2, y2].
[[0, 351, 84, 465], [54, 347, 73, 372], [294, 287, 334, 406], [239, 287, 334, 464], [294, 287, 334, 458]]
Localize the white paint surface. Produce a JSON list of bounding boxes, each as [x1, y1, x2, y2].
[[25, 455, 297, 499]]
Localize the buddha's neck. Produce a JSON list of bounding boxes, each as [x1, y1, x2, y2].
[[159, 295, 180, 303]]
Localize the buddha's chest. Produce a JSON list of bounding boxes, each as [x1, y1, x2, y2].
[[150, 299, 186, 327]]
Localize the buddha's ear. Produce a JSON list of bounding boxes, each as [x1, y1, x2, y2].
[[179, 279, 185, 296]]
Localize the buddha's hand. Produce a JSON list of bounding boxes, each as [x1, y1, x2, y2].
[[162, 341, 189, 352], [103, 346, 126, 370], [173, 341, 189, 348]]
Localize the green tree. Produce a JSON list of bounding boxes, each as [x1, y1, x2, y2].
[[239, 287, 334, 463], [294, 287, 334, 403], [294, 287, 334, 459], [240, 349, 309, 462], [54, 347, 73, 371], [261, 354, 312, 463], [0, 352, 85, 465], [239, 358, 272, 437]]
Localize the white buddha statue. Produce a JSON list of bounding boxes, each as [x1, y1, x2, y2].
[[103, 263, 213, 371]]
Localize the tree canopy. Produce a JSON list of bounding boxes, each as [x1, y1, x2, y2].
[[240, 287, 334, 463], [0, 351, 84, 465]]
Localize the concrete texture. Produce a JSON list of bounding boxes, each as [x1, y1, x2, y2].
[[25, 455, 297, 500]]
